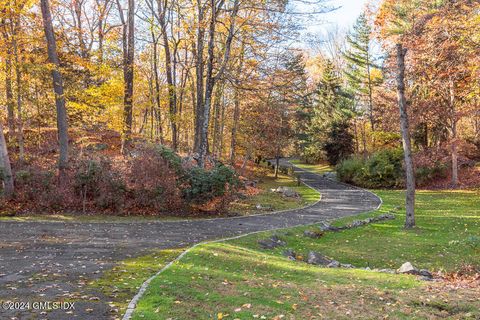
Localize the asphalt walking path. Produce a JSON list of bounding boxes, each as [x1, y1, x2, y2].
[[0, 162, 381, 319]]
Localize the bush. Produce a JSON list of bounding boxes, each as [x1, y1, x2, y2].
[[74, 156, 126, 211], [182, 162, 239, 206], [128, 146, 183, 211], [336, 149, 404, 188], [415, 163, 448, 187], [336, 156, 365, 185]]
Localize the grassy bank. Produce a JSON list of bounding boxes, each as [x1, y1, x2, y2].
[[130, 189, 480, 319], [289, 159, 333, 175], [228, 171, 321, 215]]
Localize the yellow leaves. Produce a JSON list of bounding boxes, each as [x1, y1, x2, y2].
[[217, 312, 223, 319]]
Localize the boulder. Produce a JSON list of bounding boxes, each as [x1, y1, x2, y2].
[[282, 249, 296, 260], [258, 235, 287, 250], [327, 260, 340, 268], [303, 229, 324, 239], [340, 263, 355, 269], [307, 251, 332, 266], [397, 262, 419, 275], [349, 220, 366, 228], [419, 269, 433, 279], [378, 268, 396, 274], [274, 186, 300, 198]]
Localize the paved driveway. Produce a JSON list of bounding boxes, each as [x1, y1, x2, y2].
[[0, 165, 381, 319]]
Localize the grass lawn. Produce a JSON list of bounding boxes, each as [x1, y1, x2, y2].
[[86, 249, 184, 316], [289, 159, 333, 175], [131, 189, 480, 320], [228, 172, 321, 215]]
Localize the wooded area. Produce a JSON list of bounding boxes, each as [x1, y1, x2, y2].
[[0, 0, 479, 216]]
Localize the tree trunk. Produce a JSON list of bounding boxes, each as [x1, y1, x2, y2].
[[5, 49, 15, 140], [230, 87, 240, 165], [395, 44, 415, 229], [274, 155, 280, 179], [194, 2, 205, 154], [41, 0, 69, 169], [449, 79, 458, 187], [13, 20, 25, 162], [0, 122, 14, 198], [151, 29, 164, 144]]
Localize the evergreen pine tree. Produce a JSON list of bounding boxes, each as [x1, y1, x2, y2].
[[344, 13, 379, 131]]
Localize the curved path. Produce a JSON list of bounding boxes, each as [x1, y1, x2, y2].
[[0, 163, 381, 319]]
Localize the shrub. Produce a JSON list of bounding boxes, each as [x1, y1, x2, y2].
[[128, 146, 183, 211], [336, 149, 404, 188], [336, 156, 365, 184], [182, 162, 239, 206], [74, 156, 126, 211], [415, 163, 448, 187]]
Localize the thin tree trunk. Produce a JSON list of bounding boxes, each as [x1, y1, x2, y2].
[[13, 20, 24, 162], [151, 29, 164, 144], [230, 87, 240, 165], [396, 44, 415, 229], [274, 154, 280, 179], [0, 122, 14, 198], [41, 0, 69, 169], [194, 2, 205, 153], [449, 79, 458, 187], [5, 48, 15, 140], [118, 0, 135, 153]]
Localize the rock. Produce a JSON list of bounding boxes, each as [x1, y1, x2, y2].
[[244, 180, 258, 188], [303, 229, 324, 239], [270, 235, 286, 245], [397, 262, 419, 275], [378, 213, 396, 220], [274, 186, 300, 198], [318, 222, 332, 231], [255, 204, 272, 210], [349, 220, 365, 228], [327, 260, 340, 268], [418, 269, 433, 279], [283, 249, 296, 260], [307, 251, 331, 266], [378, 268, 396, 274], [419, 276, 434, 281], [322, 172, 337, 180], [258, 235, 287, 249], [340, 263, 355, 269]]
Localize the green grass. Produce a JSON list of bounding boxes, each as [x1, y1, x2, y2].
[[131, 190, 480, 320], [87, 248, 184, 316], [228, 172, 320, 215], [289, 159, 333, 175]]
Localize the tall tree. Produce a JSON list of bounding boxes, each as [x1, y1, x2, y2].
[[40, 0, 69, 169], [0, 122, 14, 198], [117, 0, 135, 153], [344, 13, 379, 132]]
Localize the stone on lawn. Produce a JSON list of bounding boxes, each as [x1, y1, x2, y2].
[[307, 251, 331, 266], [349, 220, 365, 228], [258, 235, 287, 249], [419, 269, 433, 279], [340, 263, 355, 269], [397, 262, 419, 275], [303, 229, 324, 239], [378, 269, 396, 274], [283, 249, 296, 260], [327, 260, 340, 268], [318, 222, 332, 231], [274, 186, 300, 198]]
